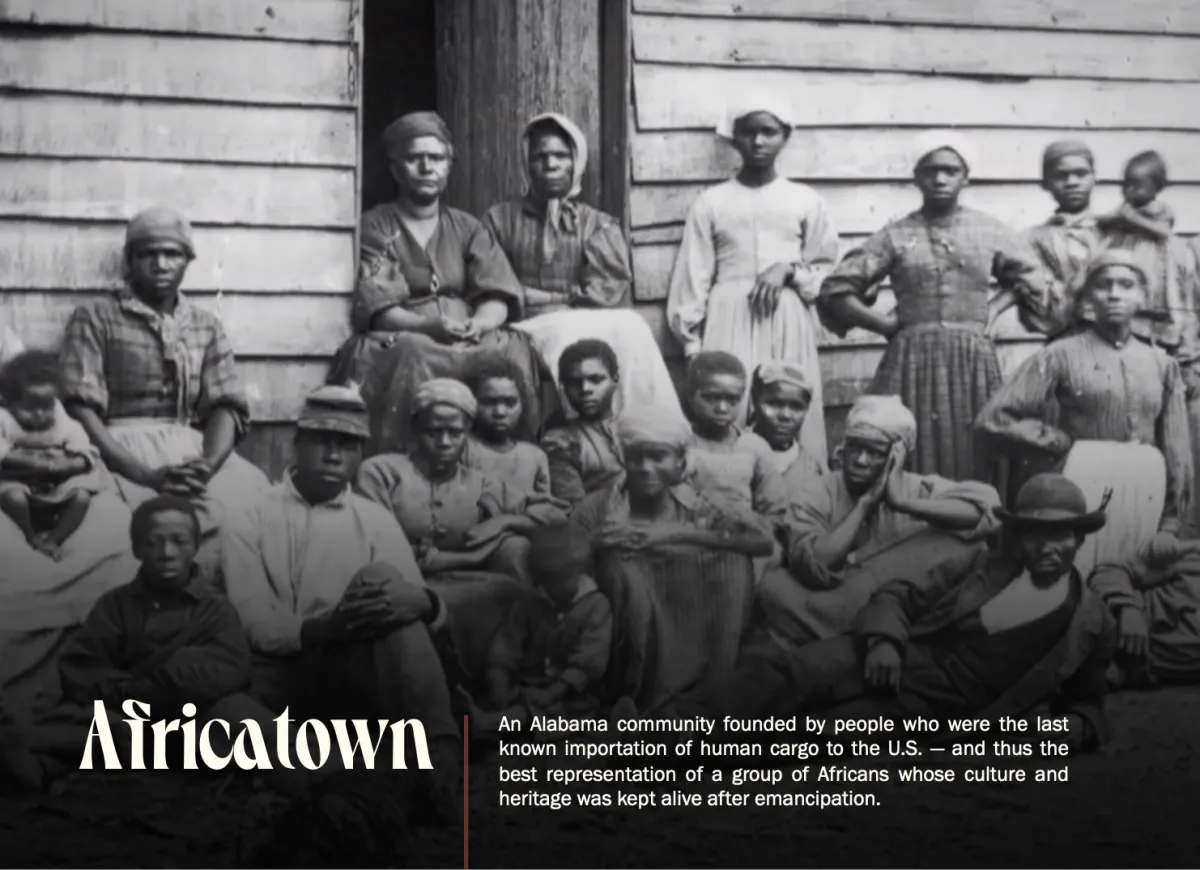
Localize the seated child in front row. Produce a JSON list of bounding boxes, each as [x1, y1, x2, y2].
[[0, 350, 105, 560], [465, 357, 569, 529], [541, 339, 626, 507], [57, 495, 252, 720], [458, 529, 612, 738]]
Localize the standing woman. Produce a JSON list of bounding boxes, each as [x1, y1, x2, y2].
[[485, 113, 685, 423], [976, 249, 1191, 581], [58, 207, 271, 572], [328, 112, 553, 455], [666, 96, 839, 463], [818, 132, 1047, 483]]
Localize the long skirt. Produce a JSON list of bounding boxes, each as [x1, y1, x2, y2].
[[1063, 440, 1166, 582], [512, 308, 686, 425], [869, 323, 1001, 483], [0, 491, 138, 713], [595, 545, 755, 714], [701, 280, 827, 464], [329, 328, 557, 456]]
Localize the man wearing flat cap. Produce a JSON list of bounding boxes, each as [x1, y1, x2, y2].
[[222, 385, 461, 822], [664, 474, 1116, 755]]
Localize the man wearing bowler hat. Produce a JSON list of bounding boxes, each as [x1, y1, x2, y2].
[[651, 473, 1117, 754]]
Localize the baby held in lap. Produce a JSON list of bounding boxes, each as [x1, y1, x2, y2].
[[0, 350, 104, 560]]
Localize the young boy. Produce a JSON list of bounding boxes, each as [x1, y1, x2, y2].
[[541, 339, 626, 507], [0, 350, 105, 560], [457, 529, 612, 737], [684, 352, 787, 523], [57, 495, 252, 718], [465, 357, 567, 529]]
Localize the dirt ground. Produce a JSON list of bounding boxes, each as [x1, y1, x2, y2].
[[3, 685, 1198, 868]]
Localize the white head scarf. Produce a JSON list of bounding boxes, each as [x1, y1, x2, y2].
[[522, 112, 588, 260], [910, 130, 977, 174], [716, 91, 795, 140]]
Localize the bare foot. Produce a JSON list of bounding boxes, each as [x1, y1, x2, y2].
[[30, 533, 56, 558]]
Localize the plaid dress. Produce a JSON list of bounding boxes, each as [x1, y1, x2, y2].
[[819, 207, 1045, 483]]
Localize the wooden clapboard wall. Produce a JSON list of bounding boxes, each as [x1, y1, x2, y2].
[[625, 0, 1200, 439], [0, 0, 362, 475]]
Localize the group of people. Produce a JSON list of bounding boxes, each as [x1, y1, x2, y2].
[[0, 96, 1198, 837]]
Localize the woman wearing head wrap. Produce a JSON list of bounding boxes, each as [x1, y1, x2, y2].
[[818, 131, 1047, 484], [665, 94, 838, 463], [57, 206, 270, 572], [568, 406, 773, 715], [484, 113, 685, 425], [1022, 139, 1104, 339], [977, 249, 1192, 580], [328, 112, 557, 455], [753, 394, 1000, 652], [356, 377, 562, 681]]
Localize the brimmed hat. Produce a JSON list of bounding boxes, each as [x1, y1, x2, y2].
[[296, 384, 370, 440], [996, 473, 1108, 534]]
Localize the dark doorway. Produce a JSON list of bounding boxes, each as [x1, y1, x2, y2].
[[360, 0, 438, 211]]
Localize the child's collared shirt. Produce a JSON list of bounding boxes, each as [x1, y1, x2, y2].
[[58, 570, 252, 712], [488, 575, 612, 694]]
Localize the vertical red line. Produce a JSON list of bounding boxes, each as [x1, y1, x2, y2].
[[463, 715, 469, 870]]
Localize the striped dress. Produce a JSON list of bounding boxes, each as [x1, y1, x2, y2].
[[976, 329, 1192, 576], [568, 479, 759, 713], [485, 199, 685, 424], [819, 207, 1045, 483]]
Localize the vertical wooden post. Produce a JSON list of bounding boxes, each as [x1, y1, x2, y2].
[[435, 0, 603, 218], [599, 0, 631, 234]]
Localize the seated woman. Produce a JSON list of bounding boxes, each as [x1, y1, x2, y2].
[[58, 207, 271, 577], [329, 112, 555, 455], [356, 379, 562, 682], [485, 112, 685, 424], [755, 395, 1000, 654], [569, 408, 774, 716], [976, 248, 1192, 582], [541, 339, 626, 508]]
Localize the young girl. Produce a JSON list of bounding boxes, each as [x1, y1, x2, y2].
[[744, 361, 828, 479], [0, 350, 106, 561], [465, 358, 568, 529], [666, 96, 836, 463], [541, 339, 626, 508], [685, 352, 788, 535]]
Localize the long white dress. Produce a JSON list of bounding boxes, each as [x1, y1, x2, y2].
[[666, 176, 839, 463]]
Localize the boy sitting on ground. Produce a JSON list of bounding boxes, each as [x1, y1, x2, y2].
[[458, 529, 612, 739]]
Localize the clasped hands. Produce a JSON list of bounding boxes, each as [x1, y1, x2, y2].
[[324, 571, 430, 640], [428, 314, 483, 346], [144, 456, 212, 498], [595, 520, 692, 553]]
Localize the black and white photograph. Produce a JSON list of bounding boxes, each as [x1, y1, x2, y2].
[[1, 1, 1199, 867]]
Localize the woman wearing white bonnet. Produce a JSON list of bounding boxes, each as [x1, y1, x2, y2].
[[666, 89, 839, 464], [817, 129, 1047, 484], [485, 112, 685, 424]]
